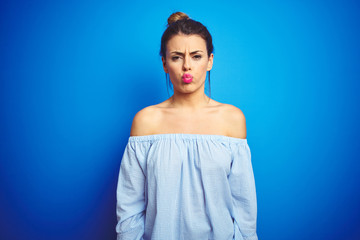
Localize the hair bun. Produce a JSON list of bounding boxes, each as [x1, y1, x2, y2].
[[167, 12, 190, 25]]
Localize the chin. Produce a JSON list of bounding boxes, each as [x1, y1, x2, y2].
[[175, 85, 202, 94], [174, 89, 194, 95]]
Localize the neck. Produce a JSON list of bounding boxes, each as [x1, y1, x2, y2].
[[170, 89, 210, 109]]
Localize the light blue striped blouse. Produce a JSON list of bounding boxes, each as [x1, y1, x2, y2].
[[116, 134, 258, 240]]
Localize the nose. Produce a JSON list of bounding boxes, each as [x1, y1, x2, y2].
[[182, 55, 191, 71]]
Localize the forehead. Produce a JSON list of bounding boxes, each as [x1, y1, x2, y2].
[[166, 34, 207, 52]]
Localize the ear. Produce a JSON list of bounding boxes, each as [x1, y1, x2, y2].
[[206, 53, 214, 71], [162, 57, 168, 73]]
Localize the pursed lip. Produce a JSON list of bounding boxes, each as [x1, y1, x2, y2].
[[182, 73, 193, 83]]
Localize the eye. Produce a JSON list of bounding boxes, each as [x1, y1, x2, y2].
[[171, 56, 181, 61], [193, 55, 202, 60]]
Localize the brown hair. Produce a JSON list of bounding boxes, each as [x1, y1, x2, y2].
[[160, 12, 214, 58], [167, 12, 190, 24]]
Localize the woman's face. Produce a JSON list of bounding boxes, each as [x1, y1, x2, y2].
[[162, 34, 213, 94]]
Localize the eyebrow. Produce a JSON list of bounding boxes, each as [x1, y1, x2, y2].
[[170, 50, 204, 55]]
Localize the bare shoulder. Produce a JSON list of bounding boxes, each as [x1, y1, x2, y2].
[[219, 103, 247, 139], [130, 105, 162, 136]]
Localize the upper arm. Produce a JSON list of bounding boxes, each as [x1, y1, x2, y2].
[[130, 106, 159, 136], [224, 105, 247, 139]]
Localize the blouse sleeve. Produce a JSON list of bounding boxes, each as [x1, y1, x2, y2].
[[229, 141, 258, 240], [116, 140, 147, 240]]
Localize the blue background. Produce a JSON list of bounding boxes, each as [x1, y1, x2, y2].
[[1, 0, 360, 239]]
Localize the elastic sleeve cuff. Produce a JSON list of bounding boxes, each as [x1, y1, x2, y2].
[[117, 222, 144, 240], [243, 234, 258, 240]]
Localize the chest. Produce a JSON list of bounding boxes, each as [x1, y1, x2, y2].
[[156, 111, 227, 135]]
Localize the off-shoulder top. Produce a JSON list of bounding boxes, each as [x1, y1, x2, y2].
[[116, 134, 258, 240]]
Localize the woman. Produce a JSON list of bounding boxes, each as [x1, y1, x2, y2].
[[116, 12, 258, 240]]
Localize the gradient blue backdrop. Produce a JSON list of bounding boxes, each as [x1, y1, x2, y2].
[[1, 0, 359, 239]]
